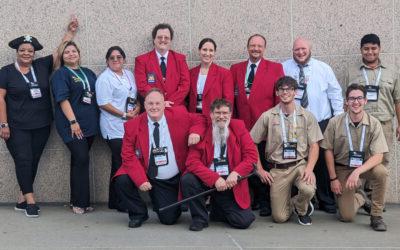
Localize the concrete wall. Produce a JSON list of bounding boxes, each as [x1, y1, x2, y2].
[[0, 0, 399, 203]]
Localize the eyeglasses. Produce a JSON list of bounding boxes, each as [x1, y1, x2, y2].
[[278, 87, 295, 93], [156, 36, 171, 41], [347, 96, 365, 103], [109, 55, 123, 61]]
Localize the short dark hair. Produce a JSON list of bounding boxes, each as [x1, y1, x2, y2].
[[152, 23, 174, 40], [144, 88, 165, 100], [360, 34, 380, 48], [60, 41, 80, 66], [346, 84, 366, 98], [247, 34, 266, 47], [105, 46, 126, 60], [210, 99, 232, 112], [198, 38, 217, 51], [275, 76, 297, 91]]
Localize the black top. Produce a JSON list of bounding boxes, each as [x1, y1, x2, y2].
[[0, 55, 53, 129], [51, 66, 99, 143]]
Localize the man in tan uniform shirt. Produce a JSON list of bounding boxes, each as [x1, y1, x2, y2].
[[251, 76, 323, 226], [321, 84, 388, 231]]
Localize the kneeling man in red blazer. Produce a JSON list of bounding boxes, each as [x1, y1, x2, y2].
[[182, 98, 258, 231], [114, 88, 203, 228]]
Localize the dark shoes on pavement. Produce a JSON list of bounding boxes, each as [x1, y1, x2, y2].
[[128, 214, 149, 228], [25, 204, 40, 218], [259, 206, 271, 217], [14, 201, 27, 211], [370, 216, 387, 231], [189, 221, 209, 231], [295, 202, 314, 226]]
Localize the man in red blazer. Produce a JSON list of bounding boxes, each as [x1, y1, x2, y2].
[[134, 23, 190, 107], [230, 34, 284, 217], [182, 99, 257, 231], [114, 88, 203, 228]]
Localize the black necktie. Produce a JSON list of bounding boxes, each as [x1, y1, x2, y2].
[[160, 57, 167, 78], [147, 122, 160, 179], [247, 64, 256, 89], [220, 143, 226, 159], [298, 64, 309, 108]]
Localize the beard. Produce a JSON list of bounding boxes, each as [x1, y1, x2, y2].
[[212, 121, 229, 146]]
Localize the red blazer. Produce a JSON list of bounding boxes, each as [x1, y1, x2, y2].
[[230, 58, 284, 130], [115, 106, 204, 187], [185, 119, 258, 209], [134, 49, 190, 105], [188, 63, 234, 115]]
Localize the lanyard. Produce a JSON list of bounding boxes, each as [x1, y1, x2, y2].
[[66, 66, 90, 91], [279, 108, 297, 143], [15, 62, 37, 84], [345, 114, 366, 151], [362, 67, 381, 86], [111, 69, 133, 92]]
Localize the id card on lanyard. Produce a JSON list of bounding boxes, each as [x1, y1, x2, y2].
[[66, 67, 92, 105], [15, 62, 42, 99], [113, 70, 137, 112], [345, 115, 366, 168], [213, 143, 229, 177], [362, 67, 381, 102], [280, 108, 298, 160]]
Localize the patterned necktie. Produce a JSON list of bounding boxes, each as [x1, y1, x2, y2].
[[298, 64, 309, 108], [147, 122, 160, 179], [247, 63, 257, 89], [160, 57, 167, 78]]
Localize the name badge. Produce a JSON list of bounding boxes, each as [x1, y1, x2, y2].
[[135, 149, 142, 158], [29, 82, 42, 99], [213, 157, 229, 177], [295, 86, 305, 100], [283, 142, 297, 159], [245, 85, 251, 98], [153, 146, 168, 167], [196, 94, 203, 113], [365, 85, 379, 102], [81, 90, 93, 105], [147, 73, 156, 84], [348, 150, 364, 168], [126, 97, 137, 112]]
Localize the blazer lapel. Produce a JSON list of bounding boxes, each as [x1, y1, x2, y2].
[[138, 115, 150, 168], [202, 63, 218, 97], [150, 49, 164, 83]]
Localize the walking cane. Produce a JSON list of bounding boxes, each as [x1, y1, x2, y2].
[[158, 163, 258, 212]]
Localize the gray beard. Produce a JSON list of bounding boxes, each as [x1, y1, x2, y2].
[[212, 123, 229, 146]]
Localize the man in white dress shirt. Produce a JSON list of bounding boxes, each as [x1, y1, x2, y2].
[[282, 37, 344, 213]]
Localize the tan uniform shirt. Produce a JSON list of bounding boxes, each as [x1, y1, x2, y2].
[[250, 104, 323, 164], [320, 111, 388, 166], [344, 60, 400, 121]]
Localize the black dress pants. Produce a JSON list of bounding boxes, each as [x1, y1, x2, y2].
[[313, 119, 336, 209], [66, 136, 94, 208], [106, 138, 123, 210], [249, 141, 270, 209], [181, 173, 255, 229], [6, 126, 51, 194], [115, 174, 181, 225]]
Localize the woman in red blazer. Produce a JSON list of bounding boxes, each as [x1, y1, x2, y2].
[[188, 38, 234, 115]]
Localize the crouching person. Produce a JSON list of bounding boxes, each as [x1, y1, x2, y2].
[[321, 84, 388, 231], [113, 88, 203, 228], [182, 99, 257, 231]]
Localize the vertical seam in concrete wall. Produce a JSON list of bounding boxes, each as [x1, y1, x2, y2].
[[290, 0, 294, 45], [392, 0, 398, 202], [188, 0, 192, 62]]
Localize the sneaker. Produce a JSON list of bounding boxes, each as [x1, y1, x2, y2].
[[14, 201, 27, 212], [189, 221, 209, 231], [25, 204, 39, 218], [295, 207, 312, 226], [370, 216, 387, 231]]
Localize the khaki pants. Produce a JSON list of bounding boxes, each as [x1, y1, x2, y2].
[[380, 120, 393, 167], [270, 161, 316, 223], [336, 164, 388, 221]]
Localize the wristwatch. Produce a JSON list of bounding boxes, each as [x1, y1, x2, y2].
[[122, 112, 127, 120], [69, 119, 77, 125], [0, 123, 8, 128]]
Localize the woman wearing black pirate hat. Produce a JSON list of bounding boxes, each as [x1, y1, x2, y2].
[[0, 16, 79, 218]]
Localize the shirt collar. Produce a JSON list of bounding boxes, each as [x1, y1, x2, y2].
[[271, 103, 305, 116], [359, 59, 386, 70], [346, 111, 370, 127], [156, 50, 169, 62], [147, 113, 166, 127], [247, 58, 261, 69]]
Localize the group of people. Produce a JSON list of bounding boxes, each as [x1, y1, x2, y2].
[[0, 17, 398, 233]]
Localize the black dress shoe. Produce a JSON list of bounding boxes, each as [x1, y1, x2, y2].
[[259, 207, 271, 217], [128, 215, 149, 228], [319, 204, 337, 214], [251, 202, 260, 211], [189, 221, 209, 231]]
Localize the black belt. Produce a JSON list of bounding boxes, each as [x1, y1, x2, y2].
[[335, 162, 347, 167], [269, 160, 302, 169]]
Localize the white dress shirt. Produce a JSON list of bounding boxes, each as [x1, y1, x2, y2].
[[147, 114, 179, 180], [156, 50, 169, 65], [282, 58, 344, 122], [96, 67, 137, 139], [244, 59, 261, 85]]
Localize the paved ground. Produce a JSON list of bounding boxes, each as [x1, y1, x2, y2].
[[0, 204, 399, 250]]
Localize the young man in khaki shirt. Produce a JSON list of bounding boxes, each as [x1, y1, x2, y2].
[[321, 84, 388, 231], [250, 76, 323, 226]]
